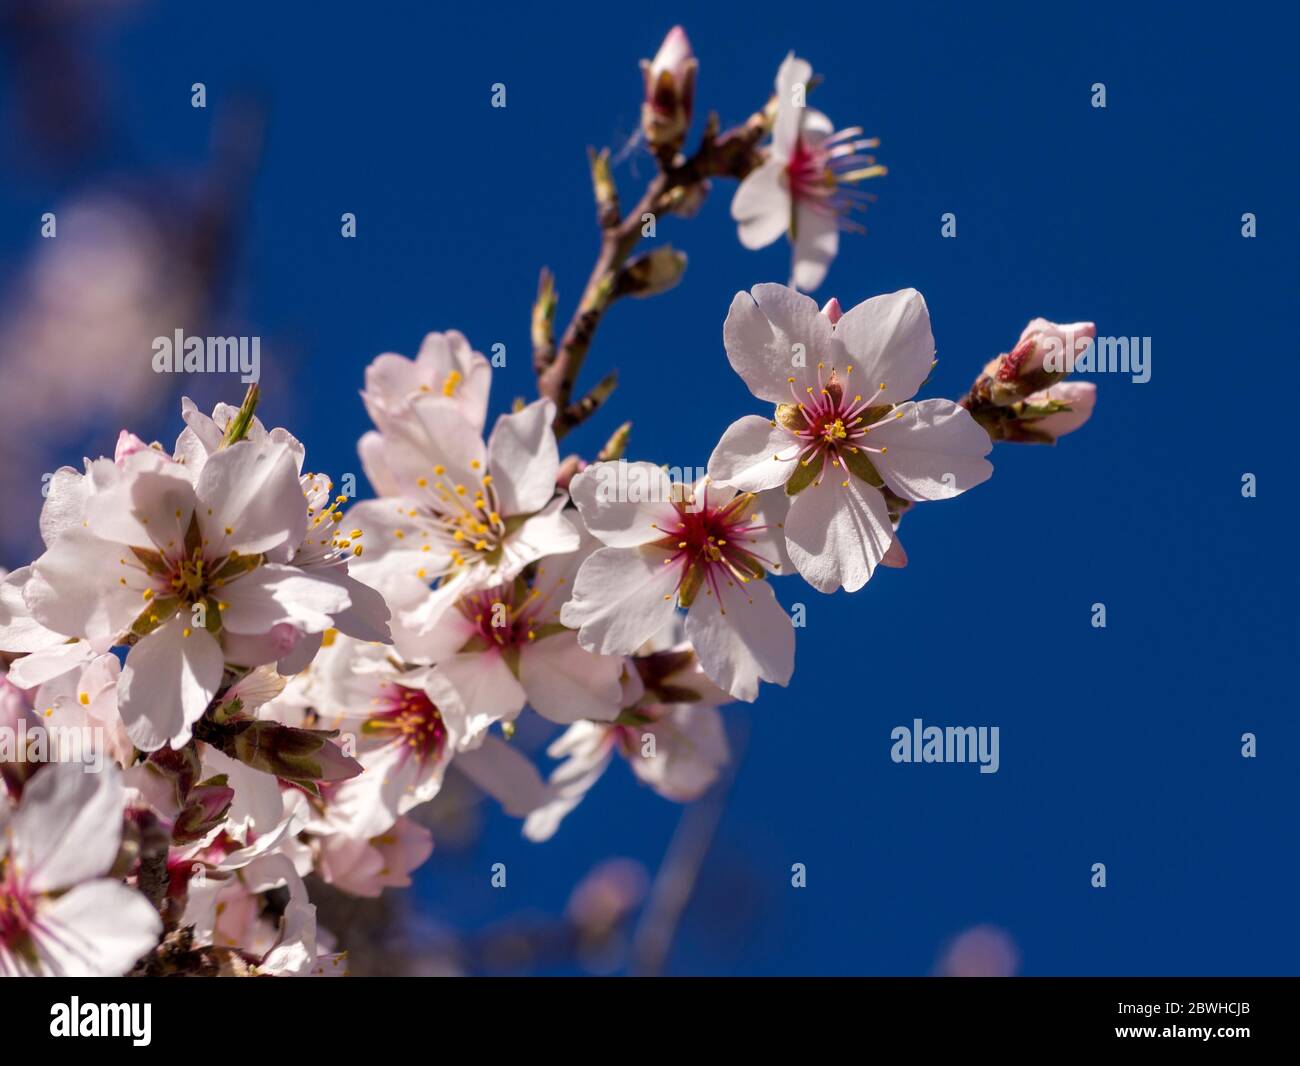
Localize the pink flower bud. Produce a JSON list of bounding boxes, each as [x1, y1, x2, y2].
[[998, 319, 1097, 382], [1023, 382, 1096, 440], [820, 297, 844, 324], [640, 26, 697, 151]]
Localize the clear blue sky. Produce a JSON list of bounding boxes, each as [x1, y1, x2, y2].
[[1, 0, 1295, 974]]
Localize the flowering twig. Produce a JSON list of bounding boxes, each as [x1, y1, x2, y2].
[[535, 91, 771, 439]]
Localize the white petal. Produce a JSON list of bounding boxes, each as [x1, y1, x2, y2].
[[0, 567, 66, 654], [867, 398, 993, 500], [785, 475, 894, 593], [772, 52, 813, 158], [568, 462, 679, 547], [790, 202, 839, 292], [630, 704, 729, 801], [437, 652, 527, 742], [519, 630, 623, 724], [707, 415, 801, 492], [730, 159, 790, 250], [39, 467, 94, 548], [561, 546, 680, 656], [745, 488, 794, 578], [196, 440, 307, 555], [831, 288, 935, 405], [13, 762, 125, 891], [723, 283, 834, 404], [486, 399, 560, 516], [4, 639, 94, 689], [219, 564, 351, 635], [522, 723, 614, 842], [455, 734, 548, 816], [35, 880, 160, 976], [26, 528, 142, 648], [86, 461, 194, 550], [684, 578, 793, 702], [492, 497, 580, 583], [394, 395, 488, 491], [357, 430, 404, 496], [118, 616, 224, 751]]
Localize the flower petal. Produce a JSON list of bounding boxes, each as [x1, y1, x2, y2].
[[486, 399, 560, 517], [790, 201, 839, 292], [196, 440, 307, 555], [569, 462, 679, 547], [35, 879, 161, 976], [785, 475, 894, 593], [707, 415, 801, 492], [26, 528, 142, 648], [519, 630, 623, 724], [723, 283, 834, 404], [13, 762, 126, 892], [867, 398, 993, 500], [219, 564, 352, 635], [629, 704, 729, 801], [831, 288, 935, 406], [772, 52, 813, 159], [455, 734, 548, 817], [561, 546, 680, 655], [118, 616, 223, 751], [684, 577, 793, 702], [731, 159, 790, 250]]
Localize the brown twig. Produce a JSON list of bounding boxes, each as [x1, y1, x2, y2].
[[536, 105, 772, 440]]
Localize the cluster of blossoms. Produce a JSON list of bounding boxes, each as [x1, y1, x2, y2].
[[0, 29, 1097, 977]]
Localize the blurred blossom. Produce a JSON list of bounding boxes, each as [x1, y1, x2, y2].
[[935, 925, 1020, 977], [567, 858, 649, 938], [0, 192, 206, 563]]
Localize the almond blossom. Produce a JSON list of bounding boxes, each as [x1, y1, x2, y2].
[[560, 464, 794, 702], [707, 283, 993, 593], [0, 763, 160, 976], [731, 53, 886, 291], [393, 532, 625, 729], [20, 434, 364, 751], [347, 395, 579, 642], [525, 632, 733, 842], [273, 634, 545, 836]]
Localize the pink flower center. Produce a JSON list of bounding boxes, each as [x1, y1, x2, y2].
[[652, 488, 779, 611], [458, 584, 545, 648], [781, 363, 903, 488], [365, 683, 448, 765], [0, 859, 37, 952], [784, 126, 886, 230]]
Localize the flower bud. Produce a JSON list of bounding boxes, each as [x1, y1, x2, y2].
[[982, 319, 1096, 405], [615, 245, 687, 299], [973, 381, 1097, 443], [820, 297, 844, 324], [172, 777, 236, 844], [1021, 382, 1096, 440], [640, 26, 697, 152], [220, 720, 362, 786]]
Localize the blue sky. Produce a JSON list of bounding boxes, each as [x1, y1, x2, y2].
[[1, 1, 1295, 974]]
